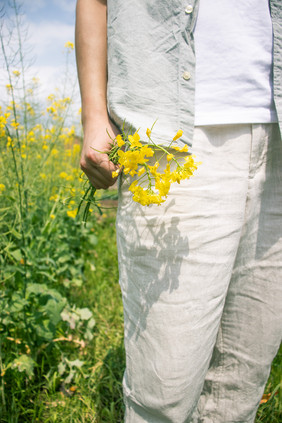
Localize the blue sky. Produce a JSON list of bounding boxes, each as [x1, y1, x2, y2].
[[23, 0, 76, 67], [2, 0, 79, 106]]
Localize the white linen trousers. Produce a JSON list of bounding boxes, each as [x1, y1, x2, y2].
[[116, 124, 282, 423]]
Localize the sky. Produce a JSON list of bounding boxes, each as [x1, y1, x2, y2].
[[1, 0, 79, 110]]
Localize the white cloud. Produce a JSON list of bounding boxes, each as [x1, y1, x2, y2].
[[27, 20, 75, 64], [1, 1, 80, 117], [26, 64, 66, 95]]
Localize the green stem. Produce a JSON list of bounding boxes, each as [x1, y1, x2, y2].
[[143, 163, 152, 188], [0, 340, 6, 411]]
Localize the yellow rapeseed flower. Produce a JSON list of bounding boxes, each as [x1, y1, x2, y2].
[[32, 77, 40, 85], [173, 129, 183, 141], [11, 121, 19, 129], [64, 41, 74, 50], [148, 162, 160, 177], [171, 144, 189, 152], [47, 94, 55, 102], [68, 125, 75, 136], [51, 148, 59, 157], [0, 183, 6, 192], [112, 169, 120, 178], [128, 183, 164, 206], [67, 209, 77, 219], [138, 167, 145, 177], [12, 70, 20, 77], [155, 177, 171, 197], [128, 132, 142, 148], [49, 194, 59, 202], [0, 116, 7, 126], [116, 134, 125, 147], [60, 172, 68, 179], [27, 105, 35, 116], [47, 106, 56, 114], [73, 144, 81, 154], [81, 126, 200, 209], [6, 137, 13, 148]]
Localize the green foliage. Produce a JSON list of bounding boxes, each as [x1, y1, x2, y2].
[[0, 1, 103, 417], [256, 346, 282, 423]]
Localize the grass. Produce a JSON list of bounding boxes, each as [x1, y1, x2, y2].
[[32, 209, 125, 423]]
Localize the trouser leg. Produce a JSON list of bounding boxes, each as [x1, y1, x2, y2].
[[192, 124, 282, 423], [116, 125, 258, 422]]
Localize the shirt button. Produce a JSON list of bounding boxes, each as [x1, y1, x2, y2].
[[182, 71, 191, 80], [185, 5, 193, 14]]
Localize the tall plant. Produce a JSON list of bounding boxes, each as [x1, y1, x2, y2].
[[0, 1, 96, 415]]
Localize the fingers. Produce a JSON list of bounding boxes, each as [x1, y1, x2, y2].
[[81, 151, 118, 189], [86, 166, 117, 189], [80, 120, 120, 189]]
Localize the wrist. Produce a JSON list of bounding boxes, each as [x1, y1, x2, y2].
[[82, 110, 109, 132]]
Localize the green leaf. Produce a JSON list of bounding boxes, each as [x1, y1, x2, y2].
[[10, 249, 22, 261], [67, 358, 84, 369], [11, 355, 36, 378], [36, 322, 55, 341], [10, 228, 22, 240], [10, 292, 28, 313], [71, 278, 83, 287], [61, 308, 79, 329], [84, 328, 94, 341], [88, 234, 98, 247], [41, 298, 65, 326], [77, 308, 92, 320], [58, 362, 66, 376], [26, 283, 48, 296], [58, 255, 70, 264], [65, 370, 75, 385], [87, 317, 96, 329], [36, 271, 57, 282], [26, 284, 64, 303]]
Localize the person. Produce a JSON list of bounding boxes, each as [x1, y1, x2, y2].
[[75, 0, 282, 421]]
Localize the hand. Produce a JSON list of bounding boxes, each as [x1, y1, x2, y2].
[[80, 117, 119, 189]]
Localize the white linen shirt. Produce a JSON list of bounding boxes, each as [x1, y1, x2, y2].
[[106, 0, 282, 146]]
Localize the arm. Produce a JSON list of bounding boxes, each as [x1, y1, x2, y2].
[[75, 0, 118, 189]]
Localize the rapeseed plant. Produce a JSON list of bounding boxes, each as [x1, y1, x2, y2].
[[80, 126, 201, 214]]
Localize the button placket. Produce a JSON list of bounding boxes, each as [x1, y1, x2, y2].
[[185, 5, 193, 14], [182, 71, 191, 81]]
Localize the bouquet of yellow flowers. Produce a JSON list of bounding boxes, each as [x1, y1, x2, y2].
[[78, 126, 200, 220]]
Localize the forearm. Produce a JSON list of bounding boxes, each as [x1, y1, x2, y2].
[[75, 0, 108, 132], [75, 0, 118, 189]]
